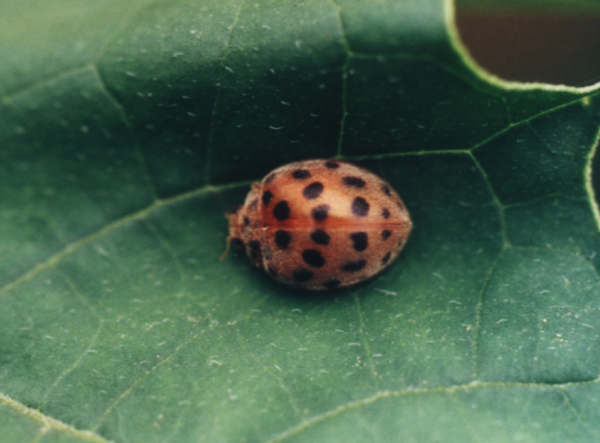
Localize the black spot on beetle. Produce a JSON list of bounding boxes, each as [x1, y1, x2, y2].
[[381, 252, 392, 265], [303, 182, 323, 199], [244, 216, 250, 226], [382, 184, 391, 196], [311, 204, 330, 221], [342, 259, 367, 273], [351, 197, 369, 217], [382, 208, 390, 219], [381, 230, 392, 241], [292, 169, 311, 179], [293, 268, 313, 282], [302, 249, 326, 268], [262, 190, 273, 205], [273, 201, 290, 221], [265, 173, 276, 184], [350, 232, 368, 252], [274, 230, 291, 249], [310, 229, 330, 245], [324, 160, 340, 169], [323, 279, 341, 288], [343, 176, 366, 188]]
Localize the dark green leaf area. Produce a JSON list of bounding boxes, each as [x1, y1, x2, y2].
[[0, 67, 152, 287], [0, 153, 506, 441], [356, 154, 503, 389], [207, 0, 346, 184], [99, 0, 346, 195], [477, 248, 600, 383], [343, 56, 509, 156], [0, 193, 230, 429], [335, 0, 447, 55], [506, 197, 600, 271], [2, 0, 600, 441], [475, 96, 600, 206], [98, 0, 245, 196]]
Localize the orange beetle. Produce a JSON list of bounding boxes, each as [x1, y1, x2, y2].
[[227, 159, 412, 290]]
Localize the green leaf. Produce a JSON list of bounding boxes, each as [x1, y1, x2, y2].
[[2, 0, 600, 442]]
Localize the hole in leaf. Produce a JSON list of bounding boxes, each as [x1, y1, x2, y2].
[[454, 2, 600, 86]]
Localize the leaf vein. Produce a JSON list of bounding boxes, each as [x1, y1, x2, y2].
[[0, 392, 112, 443], [354, 293, 381, 390], [329, 0, 353, 157], [234, 327, 304, 420], [40, 272, 106, 408], [557, 387, 597, 439], [266, 379, 600, 443], [91, 62, 158, 201], [0, 180, 252, 300], [470, 251, 506, 381], [92, 298, 268, 430], [203, 0, 249, 186]]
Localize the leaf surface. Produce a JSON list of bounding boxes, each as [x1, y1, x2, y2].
[[1, 0, 600, 442]]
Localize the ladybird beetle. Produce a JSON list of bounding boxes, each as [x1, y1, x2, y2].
[[226, 159, 412, 290]]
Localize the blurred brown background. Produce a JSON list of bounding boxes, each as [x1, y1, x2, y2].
[[455, 4, 600, 86]]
